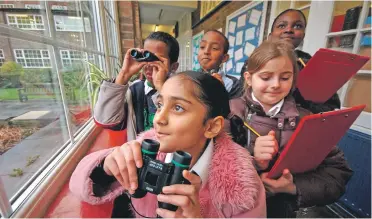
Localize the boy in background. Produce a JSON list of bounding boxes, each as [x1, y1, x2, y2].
[[197, 29, 241, 99]]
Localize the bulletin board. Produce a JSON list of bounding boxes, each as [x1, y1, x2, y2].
[[224, 1, 268, 77], [192, 30, 204, 71]]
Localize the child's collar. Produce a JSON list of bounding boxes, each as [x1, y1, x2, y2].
[[163, 139, 213, 187], [144, 80, 156, 94], [200, 66, 221, 74], [251, 92, 284, 118]]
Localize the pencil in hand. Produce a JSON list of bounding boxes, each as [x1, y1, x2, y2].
[[243, 122, 261, 137], [298, 58, 306, 67]]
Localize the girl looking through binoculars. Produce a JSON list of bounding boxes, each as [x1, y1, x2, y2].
[[70, 71, 266, 218]]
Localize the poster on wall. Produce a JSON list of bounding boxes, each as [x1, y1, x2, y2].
[[192, 31, 204, 71], [224, 1, 267, 77]]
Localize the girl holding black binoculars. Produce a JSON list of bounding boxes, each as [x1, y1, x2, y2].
[[70, 71, 266, 218]]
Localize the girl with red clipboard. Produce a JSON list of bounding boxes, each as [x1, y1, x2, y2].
[[227, 39, 352, 218], [236, 9, 341, 114]]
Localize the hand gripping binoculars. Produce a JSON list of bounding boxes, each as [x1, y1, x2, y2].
[[131, 139, 192, 212], [130, 49, 160, 62]]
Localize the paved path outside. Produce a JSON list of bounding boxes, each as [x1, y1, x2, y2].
[[0, 100, 84, 198]]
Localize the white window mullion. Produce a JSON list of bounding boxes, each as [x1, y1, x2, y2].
[[40, 49, 44, 67], [268, 0, 278, 34], [358, 1, 370, 30], [297, 4, 310, 11], [361, 27, 371, 33], [326, 29, 358, 37], [303, 0, 334, 55], [357, 70, 372, 75], [67, 50, 72, 66]]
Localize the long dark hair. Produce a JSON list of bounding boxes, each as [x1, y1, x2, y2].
[[173, 71, 230, 123]]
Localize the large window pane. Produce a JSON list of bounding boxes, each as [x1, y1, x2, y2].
[[50, 1, 85, 46], [0, 37, 71, 199], [0, 0, 113, 212], [330, 1, 363, 33], [59, 49, 103, 134], [82, 1, 101, 52]]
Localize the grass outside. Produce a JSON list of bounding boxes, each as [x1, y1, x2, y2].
[[0, 88, 18, 100], [0, 88, 89, 101]]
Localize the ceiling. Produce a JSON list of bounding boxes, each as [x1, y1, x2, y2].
[[138, 1, 197, 39], [141, 23, 175, 39]]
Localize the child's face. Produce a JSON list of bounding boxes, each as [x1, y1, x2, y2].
[[270, 11, 306, 48], [197, 32, 228, 71], [153, 76, 209, 153], [143, 39, 171, 84], [245, 56, 294, 111]]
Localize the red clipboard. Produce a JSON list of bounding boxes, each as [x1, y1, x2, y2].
[[297, 48, 369, 103], [267, 105, 365, 179]]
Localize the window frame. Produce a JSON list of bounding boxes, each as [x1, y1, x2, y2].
[[6, 14, 45, 30], [0, 49, 5, 66], [0, 4, 14, 9], [60, 49, 92, 68], [25, 4, 42, 9], [51, 5, 68, 11], [54, 15, 91, 32], [13, 49, 51, 68], [0, 1, 120, 217]]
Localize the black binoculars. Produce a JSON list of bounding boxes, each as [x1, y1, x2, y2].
[[130, 49, 160, 62], [131, 139, 192, 212]]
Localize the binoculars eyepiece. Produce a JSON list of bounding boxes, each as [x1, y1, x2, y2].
[[130, 49, 160, 62]]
